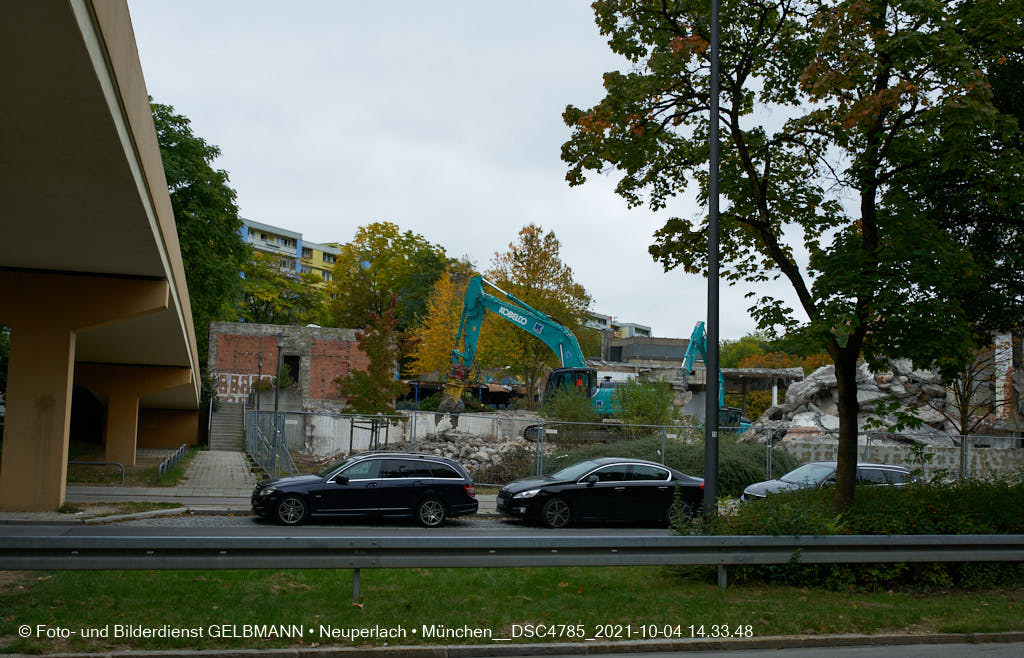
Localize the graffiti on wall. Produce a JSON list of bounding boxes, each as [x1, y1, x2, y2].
[[217, 373, 273, 404]]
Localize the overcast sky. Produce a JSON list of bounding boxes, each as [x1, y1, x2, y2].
[[127, 0, 804, 341]]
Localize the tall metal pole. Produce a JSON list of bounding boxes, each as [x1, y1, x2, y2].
[[273, 335, 284, 479], [703, 0, 721, 517]]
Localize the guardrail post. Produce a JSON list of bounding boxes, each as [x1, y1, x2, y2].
[[352, 568, 361, 603], [717, 565, 728, 588]]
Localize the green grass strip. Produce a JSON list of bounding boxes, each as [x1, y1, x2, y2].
[[2, 567, 1021, 653]]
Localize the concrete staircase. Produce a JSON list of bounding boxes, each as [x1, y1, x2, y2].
[[209, 401, 244, 451]]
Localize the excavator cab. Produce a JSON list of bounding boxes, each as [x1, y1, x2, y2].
[[543, 367, 597, 401]]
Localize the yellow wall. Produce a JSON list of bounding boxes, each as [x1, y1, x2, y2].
[[138, 409, 200, 449]]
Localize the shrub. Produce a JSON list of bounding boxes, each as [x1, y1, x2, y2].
[[696, 478, 1024, 590], [540, 387, 601, 423], [612, 379, 677, 427]]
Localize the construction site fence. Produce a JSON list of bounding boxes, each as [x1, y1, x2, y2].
[[240, 408, 1024, 484]]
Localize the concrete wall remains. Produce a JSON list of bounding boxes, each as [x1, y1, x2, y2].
[[209, 322, 367, 413], [782, 437, 1024, 481]]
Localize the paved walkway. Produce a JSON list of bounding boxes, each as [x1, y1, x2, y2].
[[63, 450, 256, 509]]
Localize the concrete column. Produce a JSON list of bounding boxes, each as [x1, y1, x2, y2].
[[0, 271, 170, 511], [75, 364, 193, 466], [0, 325, 76, 511]]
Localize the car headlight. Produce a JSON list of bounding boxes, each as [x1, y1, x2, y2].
[[513, 489, 540, 499], [258, 486, 277, 497]]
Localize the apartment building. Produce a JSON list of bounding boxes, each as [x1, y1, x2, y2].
[[241, 218, 340, 284], [586, 311, 652, 338]]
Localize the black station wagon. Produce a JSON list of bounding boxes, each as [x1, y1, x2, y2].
[[252, 452, 478, 527]]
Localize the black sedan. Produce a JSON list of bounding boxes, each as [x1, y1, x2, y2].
[[251, 451, 478, 527], [497, 457, 704, 528]]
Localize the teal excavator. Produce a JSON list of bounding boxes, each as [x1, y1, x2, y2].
[[436, 275, 615, 424], [681, 321, 751, 430]]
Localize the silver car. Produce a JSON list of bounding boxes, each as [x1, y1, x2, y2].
[[741, 461, 912, 502]]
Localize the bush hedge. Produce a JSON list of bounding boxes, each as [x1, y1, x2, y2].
[[690, 478, 1024, 589]]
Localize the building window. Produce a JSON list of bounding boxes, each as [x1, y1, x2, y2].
[[321, 270, 333, 282], [300, 265, 313, 274], [323, 254, 336, 264], [302, 248, 313, 258]]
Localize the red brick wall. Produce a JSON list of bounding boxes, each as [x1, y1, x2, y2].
[[212, 331, 369, 403], [310, 338, 370, 400], [215, 335, 281, 375]]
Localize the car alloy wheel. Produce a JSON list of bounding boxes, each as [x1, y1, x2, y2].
[[416, 498, 447, 528], [541, 497, 571, 529], [666, 498, 694, 527], [276, 495, 307, 526]]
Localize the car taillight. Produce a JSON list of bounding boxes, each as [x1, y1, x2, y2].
[[464, 484, 476, 498], [699, 483, 705, 490]]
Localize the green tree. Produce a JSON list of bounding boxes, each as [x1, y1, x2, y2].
[[486, 224, 593, 409], [239, 252, 330, 326], [562, 0, 1024, 511], [152, 101, 249, 366], [719, 334, 768, 369], [329, 222, 450, 331], [335, 297, 409, 414]]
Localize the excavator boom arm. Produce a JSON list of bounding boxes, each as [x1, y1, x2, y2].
[[451, 275, 587, 371]]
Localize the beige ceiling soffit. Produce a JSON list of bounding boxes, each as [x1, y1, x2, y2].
[[70, 0, 199, 398]]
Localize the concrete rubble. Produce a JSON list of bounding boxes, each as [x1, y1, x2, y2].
[[745, 360, 961, 447]]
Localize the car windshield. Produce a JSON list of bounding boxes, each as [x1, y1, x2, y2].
[[780, 463, 835, 485], [317, 456, 357, 478], [548, 460, 601, 481]]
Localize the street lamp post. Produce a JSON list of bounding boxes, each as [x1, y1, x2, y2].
[[273, 335, 284, 478], [704, 0, 721, 518]]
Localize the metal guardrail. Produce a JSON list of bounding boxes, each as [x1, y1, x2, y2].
[[156, 444, 188, 483], [68, 461, 125, 484], [2, 534, 1021, 599]]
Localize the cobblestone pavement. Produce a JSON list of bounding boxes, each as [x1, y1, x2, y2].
[[178, 449, 256, 494]]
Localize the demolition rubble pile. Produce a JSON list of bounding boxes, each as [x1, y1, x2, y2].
[[402, 430, 535, 470], [745, 360, 957, 446]]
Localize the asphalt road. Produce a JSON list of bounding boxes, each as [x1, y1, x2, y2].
[[0, 513, 675, 537]]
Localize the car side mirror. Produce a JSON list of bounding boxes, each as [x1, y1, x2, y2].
[[332, 475, 348, 485], [584, 474, 599, 486]]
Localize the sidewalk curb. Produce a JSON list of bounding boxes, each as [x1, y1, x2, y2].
[[33, 631, 1024, 657]]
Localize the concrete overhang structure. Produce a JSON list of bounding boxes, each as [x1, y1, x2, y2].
[[0, 1, 200, 510]]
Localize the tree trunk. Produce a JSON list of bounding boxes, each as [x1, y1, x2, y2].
[[832, 348, 861, 514]]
